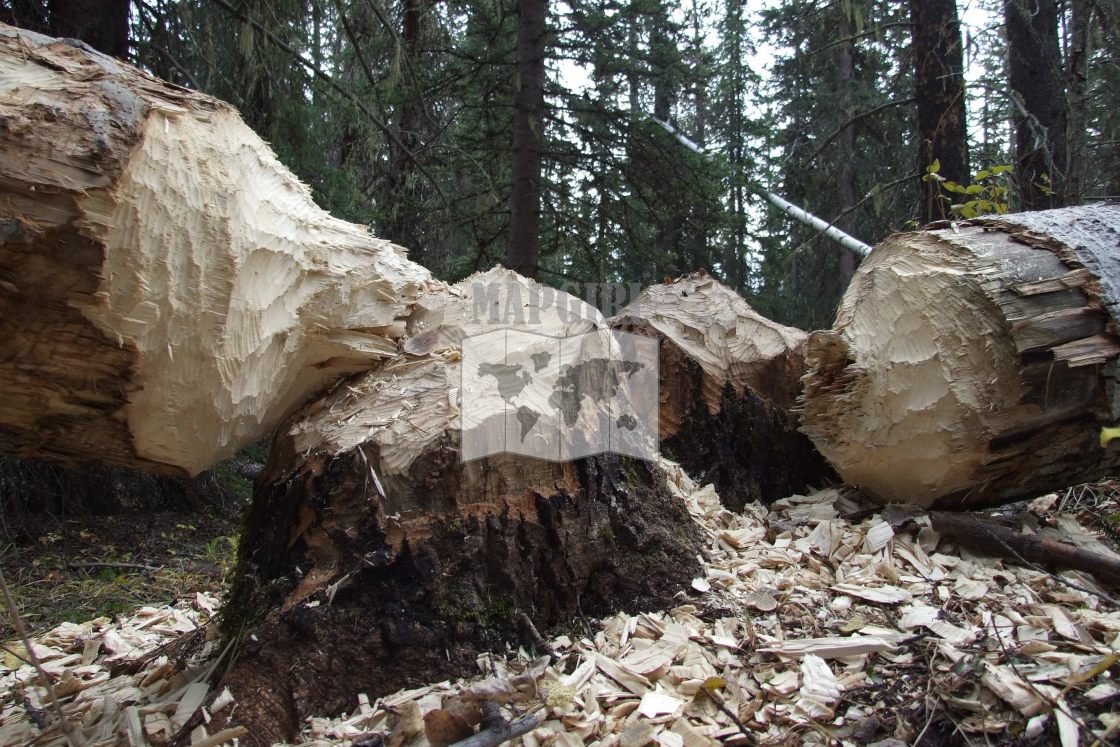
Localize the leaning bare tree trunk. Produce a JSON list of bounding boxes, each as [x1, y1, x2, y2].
[[803, 204, 1120, 509], [0, 25, 434, 475]]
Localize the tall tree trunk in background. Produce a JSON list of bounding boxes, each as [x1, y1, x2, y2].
[[385, 0, 425, 251], [650, 3, 683, 267], [5, 0, 47, 34], [721, 0, 748, 292], [910, 0, 969, 222], [1065, 0, 1093, 205], [1006, 0, 1067, 209], [834, 8, 858, 298], [239, 0, 273, 135], [47, 0, 129, 59], [508, 0, 547, 278]]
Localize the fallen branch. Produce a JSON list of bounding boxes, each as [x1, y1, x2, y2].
[[67, 562, 163, 574], [929, 511, 1120, 587], [515, 612, 557, 664]]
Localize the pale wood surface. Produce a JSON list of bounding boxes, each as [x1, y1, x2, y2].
[[0, 25, 435, 474], [802, 203, 1120, 508]]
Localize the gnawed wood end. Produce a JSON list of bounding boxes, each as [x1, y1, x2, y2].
[[0, 24, 435, 475], [612, 273, 834, 509], [803, 204, 1120, 508]]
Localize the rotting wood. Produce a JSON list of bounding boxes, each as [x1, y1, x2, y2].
[[0, 23, 435, 475], [802, 203, 1120, 509]]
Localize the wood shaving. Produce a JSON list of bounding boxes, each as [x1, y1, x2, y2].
[[6, 462, 1120, 745]]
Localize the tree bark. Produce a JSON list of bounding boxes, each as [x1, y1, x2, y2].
[[1006, 0, 1068, 209], [910, 0, 969, 222], [508, 0, 547, 278], [834, 6, 859, 297], [1065, 0, 1093, 205], [802, 203, 1120, 509], [0, 24, 434, 475]]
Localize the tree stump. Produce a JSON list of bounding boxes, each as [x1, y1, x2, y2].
[[219, 271, 706, 743]]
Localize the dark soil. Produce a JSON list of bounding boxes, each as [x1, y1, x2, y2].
[[0, 509, 239, 640]]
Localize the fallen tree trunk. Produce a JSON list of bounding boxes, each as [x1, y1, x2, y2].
[[0, 24, 433, 475], [802, 203, 1120, 509], [612, 272, 834, 510]]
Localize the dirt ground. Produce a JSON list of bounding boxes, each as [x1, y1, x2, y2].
[[4, 476, 1120, 746], [0, 508, 239, 640]]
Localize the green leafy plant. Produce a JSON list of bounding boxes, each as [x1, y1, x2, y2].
[[923, 160, 1014, 219]]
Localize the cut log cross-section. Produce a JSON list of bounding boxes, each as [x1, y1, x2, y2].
[[0, 25, 434, 475], [802, 204, 1120, 508]]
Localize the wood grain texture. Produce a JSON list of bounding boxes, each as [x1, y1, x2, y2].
[[802, 203, 1120, 508], [0, 25, 435, 474]]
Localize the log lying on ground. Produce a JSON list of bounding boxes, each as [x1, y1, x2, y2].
[[0, 24, 434, 475], [612, 272, 834, 510], [218, 270, 706, 745], [802, 204, 1120, 509]]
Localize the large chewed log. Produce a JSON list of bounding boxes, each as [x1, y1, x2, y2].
[[612, 272, 835, 509], [802, 203, 1120, 509], [0, 24, 433, 475], [218, 269, 706, 744]]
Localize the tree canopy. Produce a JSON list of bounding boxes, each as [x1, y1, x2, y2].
[[4, 0, 1118, 328]]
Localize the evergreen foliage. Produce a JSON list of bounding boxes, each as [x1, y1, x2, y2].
[[2, 0, 1118, 327]]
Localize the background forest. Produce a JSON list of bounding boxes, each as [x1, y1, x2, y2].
[[4, 0, 1118, 330]]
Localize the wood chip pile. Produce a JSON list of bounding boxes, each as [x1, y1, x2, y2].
[[4, 461, 1120, 746]]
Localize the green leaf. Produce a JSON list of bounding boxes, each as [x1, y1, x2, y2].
[[1101, 427, 1120, 448], [974, 169, 991, 181], [991, 165, 1014, 175], [965, 184, 984, 194], [942, 181, 966, 194], [927, 158, 941, 175]]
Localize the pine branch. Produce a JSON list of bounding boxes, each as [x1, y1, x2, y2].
[[801, 97, 917, 167], [201, 0, 449, 208], [807, 22, 916, 56]]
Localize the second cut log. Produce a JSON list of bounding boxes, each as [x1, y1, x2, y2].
[[802, 204, 1120, 509]]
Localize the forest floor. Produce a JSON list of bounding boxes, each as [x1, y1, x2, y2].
[[0, 509, 239, 641], [3, 470, 1120, 746]]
